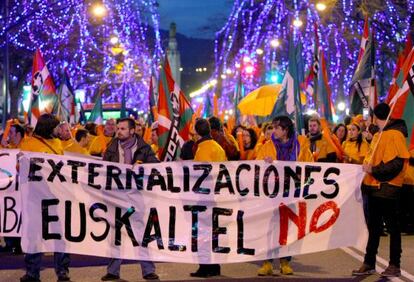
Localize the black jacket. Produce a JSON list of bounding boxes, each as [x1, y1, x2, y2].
[[364, 119, 408, 199], [103, 135, 159, 164]]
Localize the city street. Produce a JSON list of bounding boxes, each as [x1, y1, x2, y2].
[[1, 235, 413, 282]]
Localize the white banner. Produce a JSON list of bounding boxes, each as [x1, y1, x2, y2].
[[0, 149, 22, 236], [19, 152, 367, 263]]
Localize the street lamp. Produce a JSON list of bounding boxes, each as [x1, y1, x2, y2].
[[337, 101, 346, 112], [91, 3, 107, 18], [293, 18, 303, 28], [316, 2, 327, 11], [110, 35, 119, 45], [270, 39, 280, 48]]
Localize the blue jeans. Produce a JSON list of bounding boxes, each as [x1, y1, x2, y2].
[[24, 252, 70, 279], [107, 258, 155, 277]]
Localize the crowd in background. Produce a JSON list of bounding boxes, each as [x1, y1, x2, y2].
[[0, 102, 413, 280]]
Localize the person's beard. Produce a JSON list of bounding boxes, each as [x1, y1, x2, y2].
[[118, 133, 130, 142]]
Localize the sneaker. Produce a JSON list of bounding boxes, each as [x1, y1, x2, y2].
[[57, 274, 70, 282], [352, 264, 375, 276], [280, 258, 293, 275], [20, 274, 40, 282], [190, 264, 220, 278], [101, 273, 120, 281], [143, 273, 159, 280], [257, 261, 273, 276], [381, 265, 401, 277]]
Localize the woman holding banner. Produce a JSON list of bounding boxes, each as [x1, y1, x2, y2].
[[256, 115, 313, 276]]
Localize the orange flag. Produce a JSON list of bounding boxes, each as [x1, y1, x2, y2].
[[237, 131, 246, 160], [213, 94, 219, 117], [143, 125, 152, 144], [195, 103, 203, 118], [320, 118, 345, 161]]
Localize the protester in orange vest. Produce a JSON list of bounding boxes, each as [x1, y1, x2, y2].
[[1, 123, 25, 149], [19, 113, 70, 282], [241, 127, 258, 160], [353, 103, 410, 278], [208, 116, 239, 160], [342, 122, 369, 164], [256, 115, 313, 277], [307, 116, 336, 162], [56, 122, 73, 150], [333, 123, 348, 144], [64, 129, 90, 156], [89, 118, 116, 156], [190, 118, 226, 278]]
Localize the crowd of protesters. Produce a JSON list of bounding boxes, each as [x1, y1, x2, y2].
[[0, 102, 413, 281]]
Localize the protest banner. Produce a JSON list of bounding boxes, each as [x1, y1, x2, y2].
[[0, 149, 22, 236], [19, 152, 367, 263]]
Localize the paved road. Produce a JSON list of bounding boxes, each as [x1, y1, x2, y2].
[[0, 235, 413, 282]]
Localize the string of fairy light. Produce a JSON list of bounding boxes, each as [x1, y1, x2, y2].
[[206, 0, 414, 113], [1, 0, 163, 109]]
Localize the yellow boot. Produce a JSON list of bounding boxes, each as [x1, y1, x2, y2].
[[257, 261, 273, 276], [280, 258, 293, 275]]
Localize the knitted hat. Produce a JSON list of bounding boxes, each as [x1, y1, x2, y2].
[[373, 103, 390, 120], [352, 114, 364, 124]]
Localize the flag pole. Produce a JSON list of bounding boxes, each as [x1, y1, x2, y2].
[[366, 101, 397, 166]]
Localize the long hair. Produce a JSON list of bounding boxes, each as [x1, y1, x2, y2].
[[350, 123, 363, 152], [244, 128, 258, 150], [333, 123, 348, 143], [272, 115, 295, 138]]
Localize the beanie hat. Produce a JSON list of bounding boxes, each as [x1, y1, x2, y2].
[[373, 103, 390, 120]]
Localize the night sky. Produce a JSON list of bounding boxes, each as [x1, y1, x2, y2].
[[158, 0, 233, 39]]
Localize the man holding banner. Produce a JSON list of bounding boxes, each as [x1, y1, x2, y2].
[[101, 117, 160, 281], [190, 118, 227, 278], [20, 113, 70, 282]]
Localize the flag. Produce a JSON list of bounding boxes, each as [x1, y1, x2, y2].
[[29, 49, 58, 126], [302, 24, 319, 106], [404, 84, 414, 149], [213, 94, 219, 117], [57, 68, 76, 123], [296, 39, 305, 89], [88, 92, 104, 125], [317, 48, 334, 122], [77, 98, 86, 125], [270, 34, 304, 132], [203, 94, 213, 118], [389, 48, 414, 114], [389, 47, 414, 147], [357, 16, 369, 64], [295, 41, 305, 132], [120, 83, 127, 118], [350, 24, 377, 116], [148, 73, 158, 124], [386, 34, 412, 104], [157, 57, 194, 161], [234, 74, 244, 125]]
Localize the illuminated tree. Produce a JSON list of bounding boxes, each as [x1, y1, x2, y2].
[[1, 0, 163, 116]]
